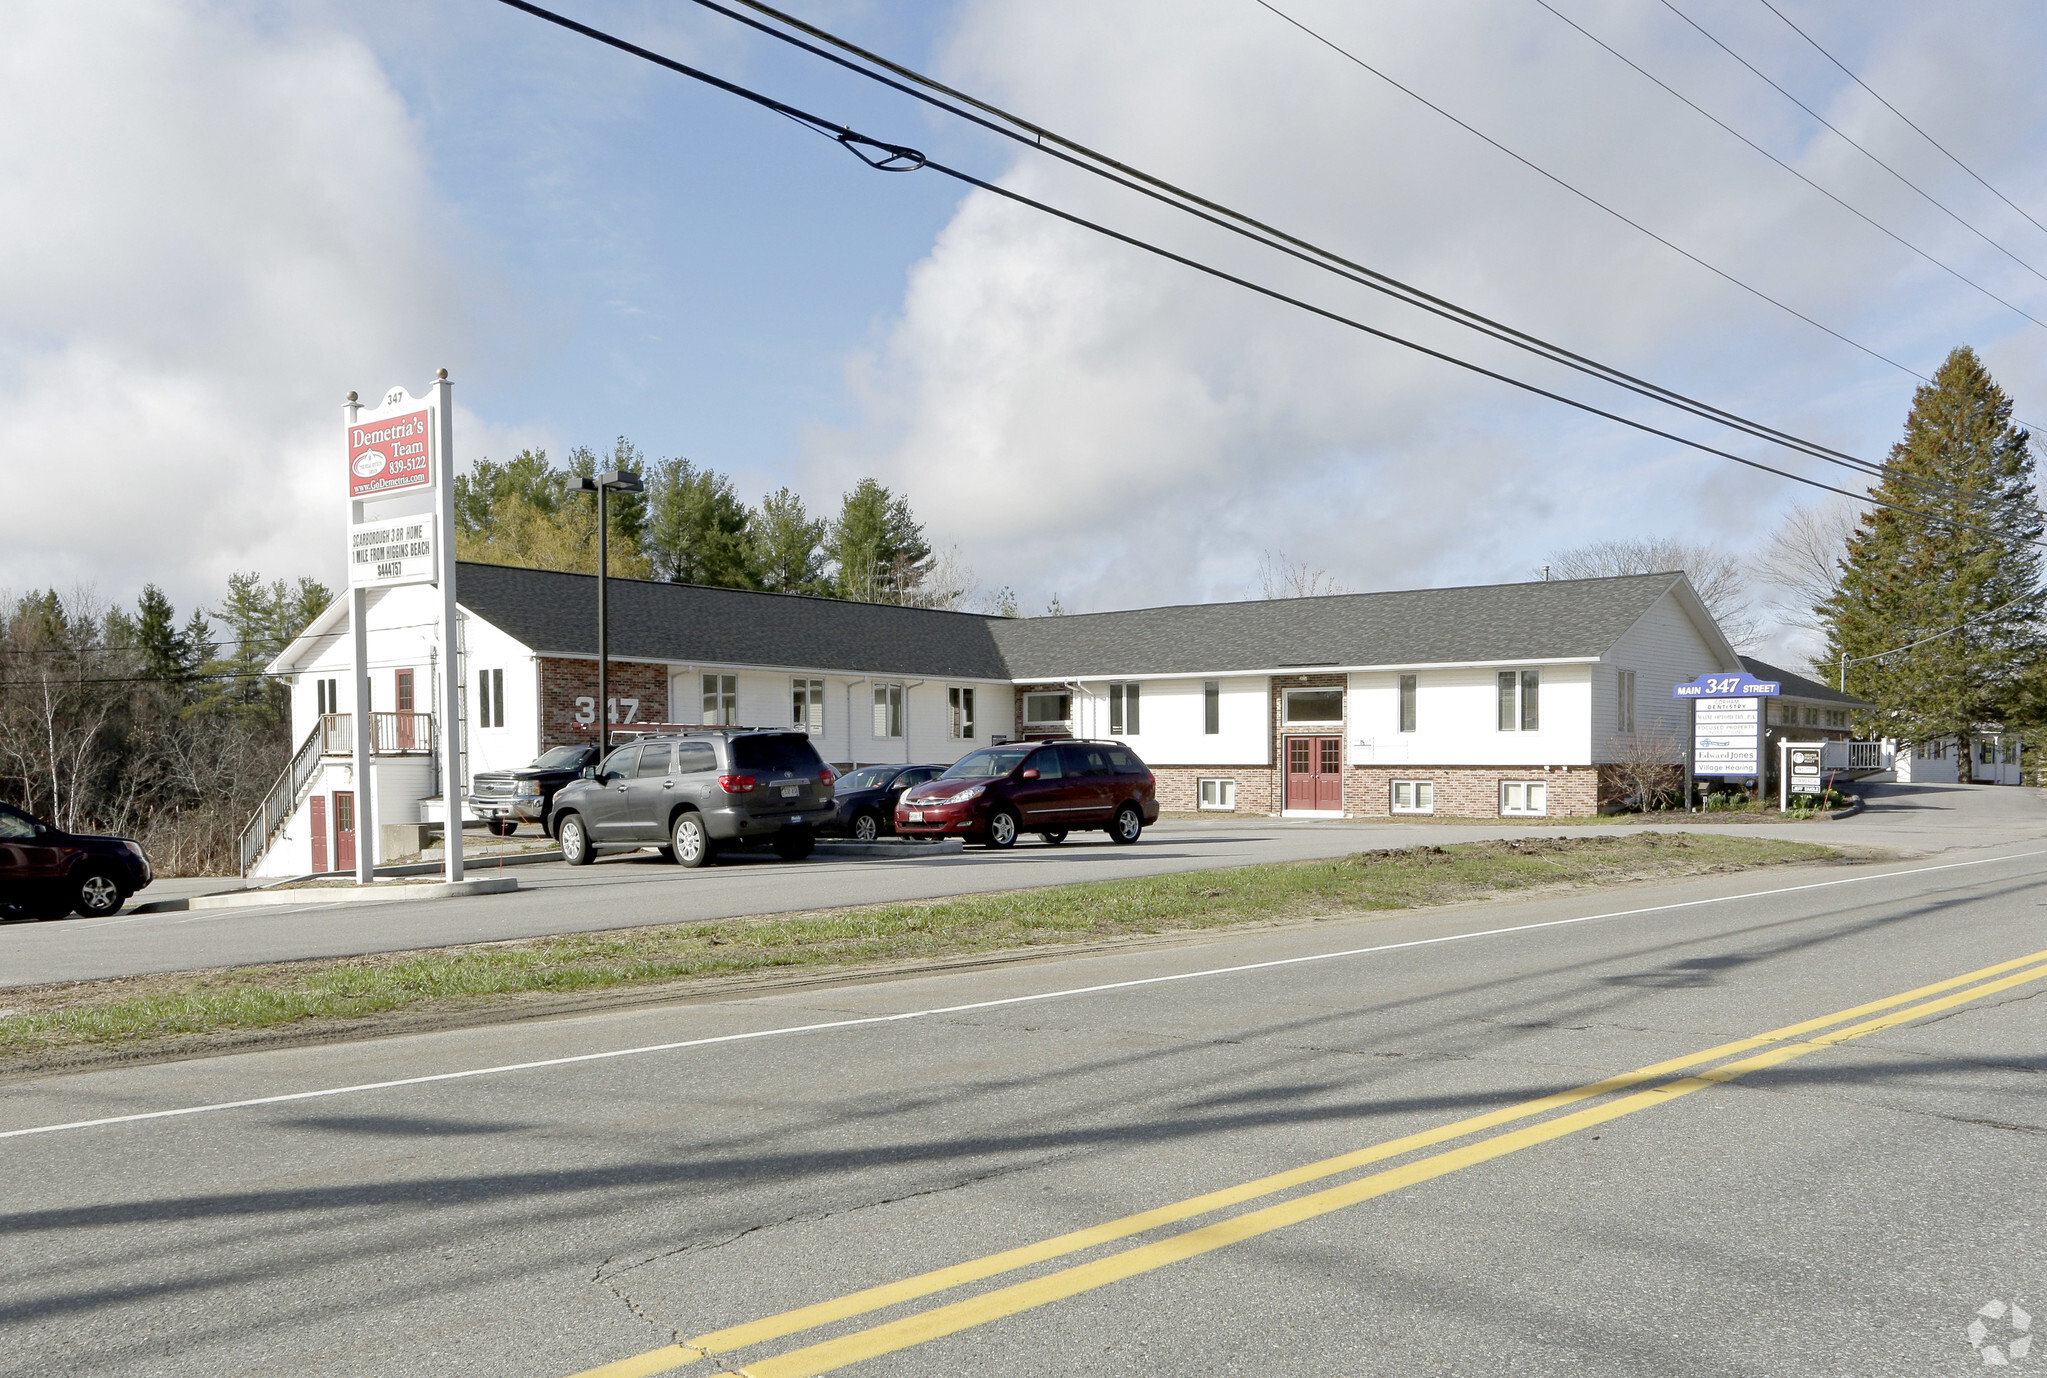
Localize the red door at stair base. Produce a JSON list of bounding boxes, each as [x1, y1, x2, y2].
[[1285, 736, 1344, 811], [310, 795, 328, 873], [395, 669, 417, 749], [334, 791, 355, 872]]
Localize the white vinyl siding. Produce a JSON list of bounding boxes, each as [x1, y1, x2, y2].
[[1061, 677, 1266, 765], [1594, 591, 1728, 764], [1347, 666, 1593, 767]]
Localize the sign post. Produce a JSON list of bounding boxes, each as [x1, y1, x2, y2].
[[1674, 671, 1781, 808], [342, 372, 462, 885]]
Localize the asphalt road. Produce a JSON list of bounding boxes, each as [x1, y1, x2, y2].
[[5, 781, 2038, 987], [2, 818, 2044, 1376]]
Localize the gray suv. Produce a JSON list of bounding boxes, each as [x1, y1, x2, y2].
[[548, 730, 836, 868]]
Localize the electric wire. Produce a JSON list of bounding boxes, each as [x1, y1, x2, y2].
[[1757, 0, 2047, 243], [697, 0, 1979, 506], [1530, 0, 2047, 335], [1658, 0, 2047, 286], [488, 0, 2035, 542], [1835, 584, 2047, 682]]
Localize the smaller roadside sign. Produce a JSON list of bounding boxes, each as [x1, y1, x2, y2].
[[348, 513, 437, 588], [348, 407, 433, 499]]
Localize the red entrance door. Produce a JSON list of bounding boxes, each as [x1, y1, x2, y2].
[[1285, 737, 1343, 811], [310, 795, 328, 873], [395, 669, 416, 749], [334, 791, 355, 872]]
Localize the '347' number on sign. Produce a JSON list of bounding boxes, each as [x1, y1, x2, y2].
[[574, 696, 640, 726]]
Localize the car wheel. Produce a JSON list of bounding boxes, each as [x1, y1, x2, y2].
[[486, 818, 518, 837], [74, 871, 124, 918], [1039, 830, 1068, 846], [774, 828, 816, 862], [851, 811, 880, 843], [1109, 804, 1143, 844], [986, 808, 1020, 849], [558, 814, 594, 866], [671, 811, 715, 868]]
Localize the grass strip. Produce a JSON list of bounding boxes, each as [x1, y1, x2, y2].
[[0, 833, 1836, 1062]]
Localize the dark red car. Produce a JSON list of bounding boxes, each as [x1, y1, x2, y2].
[[895, 739, 1159, 848], [0, 801, 153, 919]]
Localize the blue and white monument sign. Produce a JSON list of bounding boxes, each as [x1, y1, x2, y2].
[[1674, 672, 1780, 780]]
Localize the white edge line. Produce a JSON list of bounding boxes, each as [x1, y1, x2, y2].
[[4, 848, 2040, 1142]]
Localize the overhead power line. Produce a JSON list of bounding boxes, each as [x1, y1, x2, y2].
[[1658, 0, 2047, 287], [693, 0, 1978, 505], [489, 0, 2037, 542], [1530, 0, 2047, 336], [1757, 0, 2047, 244]]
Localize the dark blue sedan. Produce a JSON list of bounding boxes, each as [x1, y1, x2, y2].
[[827, 764, 947, 841]]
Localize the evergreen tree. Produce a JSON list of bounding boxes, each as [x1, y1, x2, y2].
[[453, 443, 652, 578], [193, 573, 334, 726], [646, 455, 757, 588], [826, 479, 931, 603], [132, 584, 194, 684], [1821, 346, 2045, 776], [747, 487, 829, 595]]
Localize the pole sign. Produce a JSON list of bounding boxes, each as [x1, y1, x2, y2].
[[348, 513, 438, 588], [348, 406, 433, 499], [1674, 671, 1779, 781]]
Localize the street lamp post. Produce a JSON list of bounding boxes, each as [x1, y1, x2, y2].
[[580, 469, 644, 754]]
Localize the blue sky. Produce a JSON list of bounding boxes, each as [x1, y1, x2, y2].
[[7, 0, 2047, 661]]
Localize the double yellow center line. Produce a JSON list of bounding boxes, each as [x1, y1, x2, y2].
[[573, 946, 2047, 1378]]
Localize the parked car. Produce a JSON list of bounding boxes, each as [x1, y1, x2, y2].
[[471, 743, 602, 836], [894, 739, 1159, 848], [0, 801, 153, 920], [548, 729, 837, 867], [827, 763, 947, 841]]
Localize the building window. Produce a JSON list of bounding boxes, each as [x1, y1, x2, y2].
[[873, 683, 904, 738], [1500, 780, 1547, 816], [1198, 778, 1236, 810], [1109, 682, 1141, 735], [791, 678, 824, 734], [1204, 680, 1220, 735], [949, 686, 976, 740], [1023, 691, 1070, 725], [1498, 669, 1539, 731], [1616, 669, 1636, 733], [316, 677, 338, 716], [702, 673, 738, 725], [477, 668, 504, 728], [1392, 780, 1434, 814], [1804, 706, 1820, 726], [1284, 688, 1344, 723], [1399, 674, 1417, 733], [1825, 709, 1848, 729]]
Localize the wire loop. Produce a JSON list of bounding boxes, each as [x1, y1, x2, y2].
[[837, 129, 925, 172]]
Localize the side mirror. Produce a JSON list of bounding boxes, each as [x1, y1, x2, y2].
[[580, 766, 597, 780], [1020, 768, 1040, 781]]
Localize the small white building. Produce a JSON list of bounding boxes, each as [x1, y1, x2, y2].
[[251, 564, 1743, 874]]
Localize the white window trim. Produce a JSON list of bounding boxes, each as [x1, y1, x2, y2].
[[873, 683, 905, 739], [792, 678, 824, 735], [1500, 780, 1548, 817], [1197, 777, 1236, 811], [1498, 668, 1540, 733], [1391, 779, 1434, 814], [948, 685, 976, 740], [1022, 690, 1071, 725], [702, 673, 738, 726], [1616, 669, 1636, 734]]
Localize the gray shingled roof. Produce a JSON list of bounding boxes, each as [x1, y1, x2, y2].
[[455, 563, 1010, 679], [987, 572, 1690, 677], [454, 564, 1709, 681], [1739, 655, 1874, 708]]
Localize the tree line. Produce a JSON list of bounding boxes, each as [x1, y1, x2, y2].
[[0, 573, 332, 875], [453, 441, 1009, 612]]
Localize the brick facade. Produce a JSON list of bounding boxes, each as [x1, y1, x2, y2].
[[1157, 763, 1596, 819], [538, 658, 672, 748], [1013, 682, 1071, 741]]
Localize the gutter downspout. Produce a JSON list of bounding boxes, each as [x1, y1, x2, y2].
[[900, 680, 926, 763], [1062, 681, 1098, 738], [846, 677, 868, 770]]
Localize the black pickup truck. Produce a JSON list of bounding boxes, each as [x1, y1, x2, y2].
[[470, 744, 600, 837]]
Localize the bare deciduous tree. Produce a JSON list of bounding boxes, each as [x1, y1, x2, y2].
[[1545, 537, 1761, 648], [1604, 725, 1686, 813], [1258, 550, 1351, 599], [1759, 501, 1857, 631]]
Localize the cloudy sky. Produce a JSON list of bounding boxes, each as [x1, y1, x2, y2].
[[6, 0, 2046, 659]]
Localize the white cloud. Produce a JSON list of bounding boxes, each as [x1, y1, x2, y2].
[[817, 0, 2047, 615], [0, 0, 476, 615]]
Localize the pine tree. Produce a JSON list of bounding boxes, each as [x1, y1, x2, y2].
[[646, 455, 757, 588], [826, 479, 931, 603], [1821, 346, 2045, 776], [133, 584, 193, 684], [747, 487, 830, 595]]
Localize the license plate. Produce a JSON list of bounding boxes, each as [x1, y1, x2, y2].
[[780, 785, 800, 798], [907, 810, 924, 822]]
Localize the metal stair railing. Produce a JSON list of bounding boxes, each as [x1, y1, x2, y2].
[[238, 723, 326, 876]]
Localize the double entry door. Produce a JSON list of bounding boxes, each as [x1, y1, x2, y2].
[[1284, 736, 1343, 812]]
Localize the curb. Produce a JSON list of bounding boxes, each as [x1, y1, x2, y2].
[[133, 877, 520, 914], [1829, 794, 1865, 820], [814, 838, 965, 859]]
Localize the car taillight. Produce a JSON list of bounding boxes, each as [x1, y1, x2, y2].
[[718, 774, 757, 794], [818, 766, 835, 787]]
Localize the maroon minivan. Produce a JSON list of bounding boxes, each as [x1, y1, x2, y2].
[[895, 740, 1159, 848]]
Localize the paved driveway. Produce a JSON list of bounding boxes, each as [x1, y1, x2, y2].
[[3, 782, 2039, 987]]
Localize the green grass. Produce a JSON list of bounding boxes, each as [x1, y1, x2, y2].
[[0, 833, 1837, 1063]]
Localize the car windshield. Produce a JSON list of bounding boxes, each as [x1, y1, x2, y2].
[[532, 747, 588, 770], [836, 767, 894, 793], [730, 733, 827, 774], [941, 747, 1032, 780]]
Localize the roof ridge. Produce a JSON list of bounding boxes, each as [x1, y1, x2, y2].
[[455, 560, 1004, 622], [994, 570, 1680, 623]]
